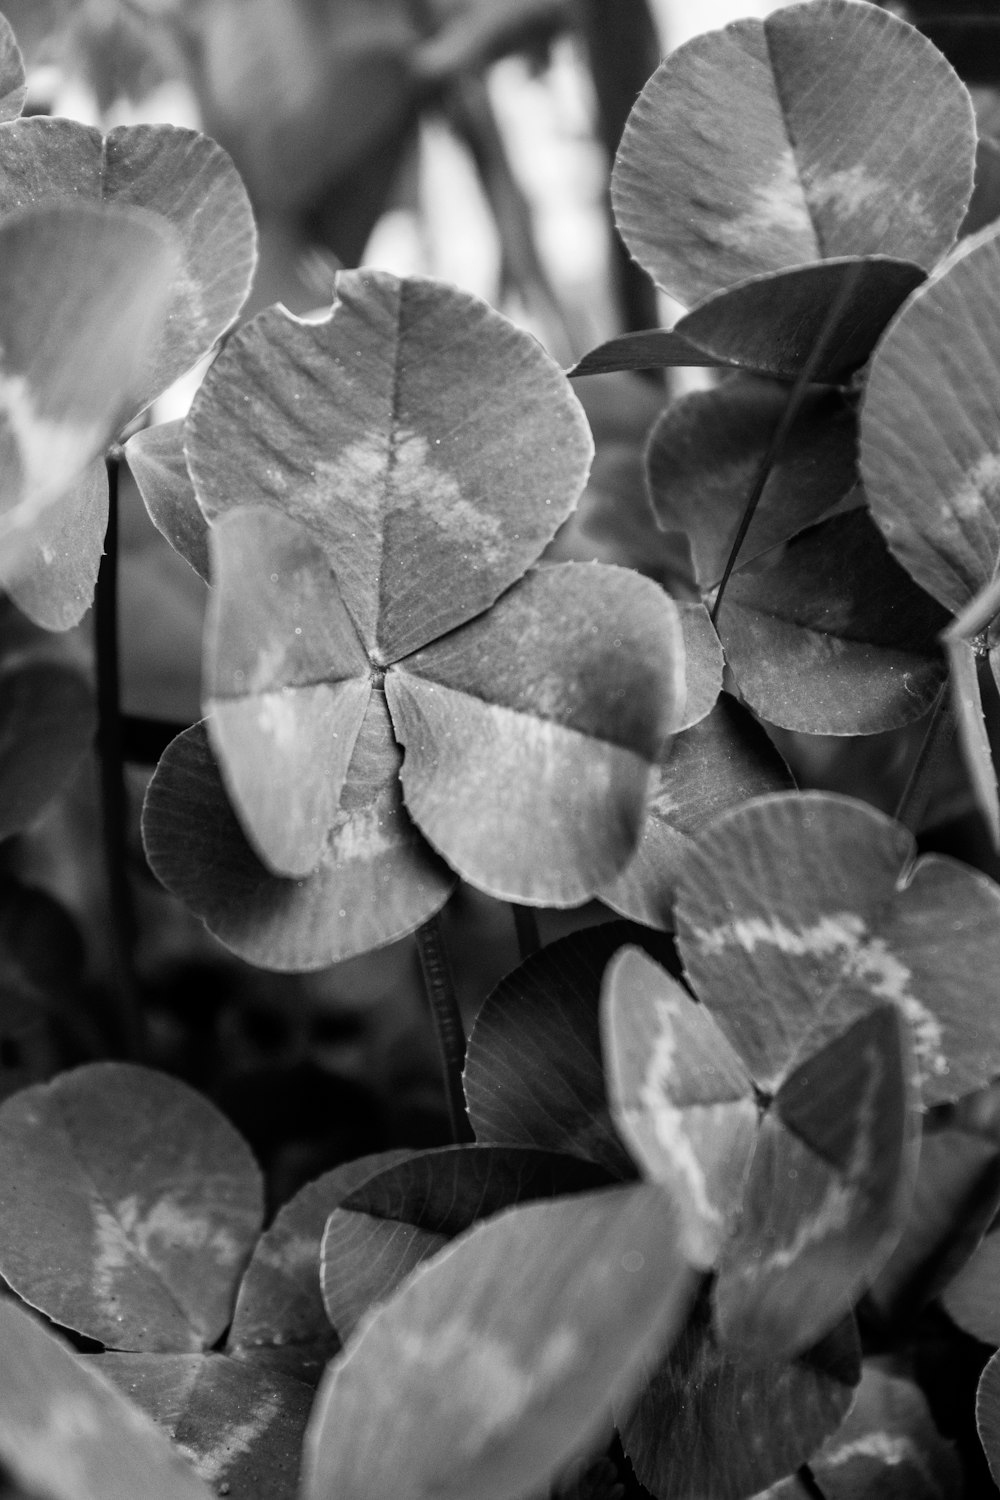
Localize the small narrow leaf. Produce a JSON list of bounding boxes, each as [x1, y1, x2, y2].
[[714, 1005, 918, 1362], [142, 715, 455, 970], [97, 1352, 312, 1500], [612, 0, 974, 305], [598, 696, 794, 931], [0, 1062, 264, 1349], [716, 511, 949, 736], [125, 420, 209, 582], [676, 791, 1000, 1103], [569, 328, 739, 379], [387, 564, 684, 905], [0, 1301, 212, 1500], [302, 1185, 695, 1500], [320, 1145, 611, 1341], [602, 947, 757, 1266], [227, 1150, 412, 1383]]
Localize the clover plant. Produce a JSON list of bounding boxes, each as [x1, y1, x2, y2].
[[6, 1, 1000, 1497]]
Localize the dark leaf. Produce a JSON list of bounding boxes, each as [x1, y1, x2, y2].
[[141, 716, 455, 970], [647, 379, 860, 592], [601, 947, 756, 1266], [962, 134, 1000, 237], [321, 1144, 611, 1341], [716, 510, 948, 736], [125, 420, 209, 582], [0, 1062, 263, 1349], [943, 1224, 1000, 1344], [569, 328, 738, 379], [463, 923, 676, 1177], [387, 564, 684, 905], [675, 790, 1000, 1103], [0, 1300, 211, 1500], [714, 1005, 919, 1362], [599, 696, 794, 930], [861, 220, 1000, 616], [186, 269, 593, 665], [97, 1352, 312, 1500], [621, 1295, 860, 1500], [612, 1, 973, 305], [0, 877, 86, 1102], [227, 1150, 412, 1384], [302, 1185, 695, 1500]]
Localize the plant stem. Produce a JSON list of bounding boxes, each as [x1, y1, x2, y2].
[[512, 903, 542, 963], [710, 264, 863, 627], [893, 679, 954, 830], [416, 912, 475, 1143], [95, 449, 144, 1060]]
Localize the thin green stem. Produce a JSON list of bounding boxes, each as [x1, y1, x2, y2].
[[710, 264, 863, 627], [893, 679, 955, 830], [95, 450, 144, 1060], [416, 912, 475, 1143]]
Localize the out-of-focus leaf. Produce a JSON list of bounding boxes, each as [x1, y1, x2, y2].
[[416, 0, 569, 79], [321, 1145, 611, 1341], [599, 696, 793, 931], [205, 507, 372, 878], [302, 1186, 695, 1500], [125, 420, 209, 582], [861, 221, 1000, 617], [4, 460, 108, 632], [0, 877, 86, 1102], [464, 923, 678, 1177], [387, 565, 684, 905], [647, 380, 859, 592], [0, 1062, 263, 1350], [714, 1006, 918, 1362], [227, 1151, 411, 1384], [962, 134, 1000, 236], [870, 1126, 1000, 1323], [0, 604, 95, 838], [187, 270, 593, 665], [676, 790, 1000, 1103], [0, 1301, 212, 1500], [0, 118, 256, 412], [0, 12, 25, 120], [716, 511, 948, 736], [612, 0, 974, 306], [621, 1296, 860, 1500], [141, 716, 456, 970], [602, 948, 757, 1267], [0, 201, 177, 578], [97, 1352, 312, 1500], [943, 1224, 1000, 1344]]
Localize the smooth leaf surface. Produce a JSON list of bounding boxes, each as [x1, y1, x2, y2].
[[861, 222, 1000, 616], [0, 1300, 211, 1500], [647, 379, 859, 591], [0, 201, 177, 573], [0, 116, 256, 410], [4, 460, 108, 631], [387, 564, 684, 904], [612, 0, 973, 305], [126, 420, 209, 582], [0, 13, 25, 120], [602, 947, 756, 1266], [598, 695, 794, 930], [142, 715, 455, 970], [227, 1150, 411, 1384], [621, 1297, 860, 1500], [463, 923, 678, 1177], [205, 507, 372, 877], [676, 602, 723, 730], [186, 269, 593, 664], [321, 1145, 611, 1341], [0, 1062, 263, 1349], [97, 1352, 312, 1500], [714, 1005, 918, 1362], [672, 258, 927, 382], [676, 791, 1000, 1102], [979, 1347, 1000, 1484], [716, 510, 948, 735], [942, 1224, 1000, 1344], [0, 605, 95, 839], [302, 1185, 695, 1500]]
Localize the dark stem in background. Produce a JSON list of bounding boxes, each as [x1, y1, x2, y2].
[[512, 903, 542, 963], [578, 0, 662, 336], [893, 678, 954, 830], [416, 913, 475, 1143], [95, 449, 144, 1061], [796, 1464, 828, 1500], [710, 265, 863, 627]]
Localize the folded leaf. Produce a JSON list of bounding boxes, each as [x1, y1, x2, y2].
[[125, 420, 209, 582]]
